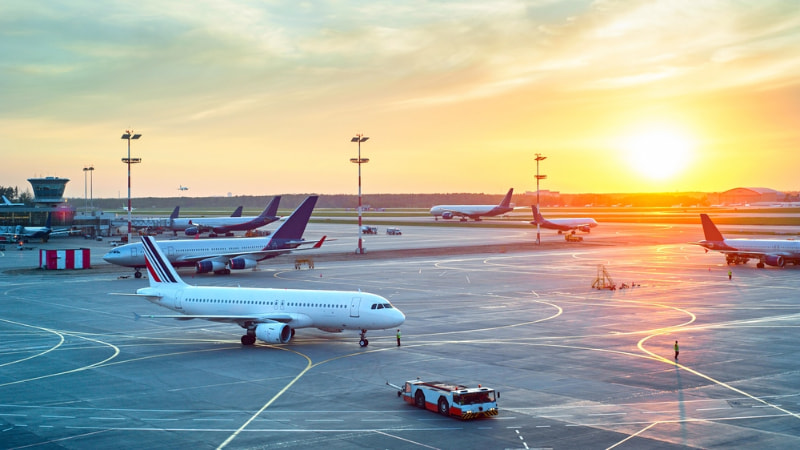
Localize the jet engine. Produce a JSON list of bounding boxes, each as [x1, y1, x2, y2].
[[196, 260, 227, 274], [255, 323, 292, 344], [765, 255, 785, 267], [184, 227, 200, 236], [441, 212, 453, 220], [578, 225, 592, 233], [229, 257, 257, 270]]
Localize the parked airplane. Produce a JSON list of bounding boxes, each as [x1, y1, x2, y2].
[[0, 213, 70, 242], [1, 195, 23, 206], [694, 213, 800, 268], [170, 196, 280, 236], [121, 235, 404, 347], [429, 188, 514, 221], [104, 196, 323, 277], [531, 205, 598, 234]]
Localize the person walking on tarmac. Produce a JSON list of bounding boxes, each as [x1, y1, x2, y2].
[[674, 340, 680, 361], [728, 269, 732, 281], [396, 329, 402, 347]]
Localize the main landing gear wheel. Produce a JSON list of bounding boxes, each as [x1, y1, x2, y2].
[[359, 329, 369, 347], [241, 334, 256, 346], [134, 270, 142, 279]]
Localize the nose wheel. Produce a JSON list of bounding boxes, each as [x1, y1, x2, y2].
[[359, 329, 369, 347]]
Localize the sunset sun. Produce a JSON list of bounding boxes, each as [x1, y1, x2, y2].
[[621, 126, 695, 182]]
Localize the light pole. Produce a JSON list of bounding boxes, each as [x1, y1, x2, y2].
[[350, 134, 369, 254], [534, 153, 547, 245], [121, 130, 142, 243], [82, 167, 89, 212], [83, 165, 94, 212]]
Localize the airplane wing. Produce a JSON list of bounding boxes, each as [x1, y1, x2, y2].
[[172, 236, 327, 264], [134, 312, 306, 326]]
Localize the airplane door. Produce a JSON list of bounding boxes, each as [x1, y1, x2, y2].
[[167, 246, 175, 258], [349, 297, 361, 318], [175, 292, 183, 310]]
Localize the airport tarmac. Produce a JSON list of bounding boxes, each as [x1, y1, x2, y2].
[[1, 222, 800, 449]]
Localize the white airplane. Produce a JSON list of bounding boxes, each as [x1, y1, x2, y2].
[[694, 213, 800, 268], [124, 235, 405, 347], [1, 195, 23, 206], [104, 196, 323, 277], [531, 205, 598, 234], [169, 196, 280, 236], [0, 213, 71, 242], [430, 188, 514, 221], [178, 185, 189, 191]]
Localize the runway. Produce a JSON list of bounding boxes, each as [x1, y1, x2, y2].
[[1, 222, 800, 449]]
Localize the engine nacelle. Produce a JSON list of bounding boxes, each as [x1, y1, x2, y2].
[[441, 212, 453, 220], [184, 227, 199, 236], [229, 257, 257, 270], [255, 323, 292, 344], [578, 225, 591, 233], [196, 260, 227, 273], [765, 255, 785, 267]]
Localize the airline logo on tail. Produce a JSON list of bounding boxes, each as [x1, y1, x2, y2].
[[141, 236, 184, 285]]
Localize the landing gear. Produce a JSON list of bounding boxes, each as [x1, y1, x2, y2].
[[134, 269, 143, 279], [214, 269, 232, 275], [241, 334, 256, 345], [359, 329, 369, 347], [757, 262, 765, 269]]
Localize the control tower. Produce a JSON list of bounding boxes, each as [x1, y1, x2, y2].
[[28, 177, 69, 206]]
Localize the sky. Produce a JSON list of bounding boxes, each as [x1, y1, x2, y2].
[[2, 1, 799, 199]]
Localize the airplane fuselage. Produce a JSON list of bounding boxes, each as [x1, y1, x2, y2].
[[429, 205, 512, 220], [139, 285, 405, 332], [104, 236, 295, 268]]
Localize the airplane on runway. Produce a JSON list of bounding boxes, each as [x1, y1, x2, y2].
[[121, 235, 404, 347], [2, 195, 23, 206], [429, 188, 514, 221], [693, 213, 800, 268], [170, 196, 280, 236], [530, 205, 598, 234], [0, 213, 70, 242], [104, 196, 324, 277]]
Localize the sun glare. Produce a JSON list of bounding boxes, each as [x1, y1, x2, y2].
[[621, 126, 695, 181]]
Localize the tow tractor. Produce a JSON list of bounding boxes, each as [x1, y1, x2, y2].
[[388, 379, 499, 419]]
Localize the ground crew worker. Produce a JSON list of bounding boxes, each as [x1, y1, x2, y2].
[[674, 340, 679, 361], [728, 270, 732, 280], [396, 329, 402, 347]]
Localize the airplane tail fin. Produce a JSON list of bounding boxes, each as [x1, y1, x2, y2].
[[531, 205, 545, 224], [700, 214, 725, 242], [141, 236, 187, 287], [499, 188, 514, 208], [2, 195, 11, 205], [230, 206, 244, 217], [259, 196, 281, 219], [271, 196, 318, 240], [169, 206, 180, 220]]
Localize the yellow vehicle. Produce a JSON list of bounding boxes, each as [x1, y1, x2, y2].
[[565, 234, 583, 242]]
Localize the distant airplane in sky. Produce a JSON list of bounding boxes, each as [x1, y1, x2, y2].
[[118, 234, 404, 347], [104, 196, 322, 277], [429, 188, 514, 221], [178, 185, 189, 191], [530, 205, 598, 234], [694, 213, 800, 268]]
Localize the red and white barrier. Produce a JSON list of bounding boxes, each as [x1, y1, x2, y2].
[[39, 248, 91, 270]]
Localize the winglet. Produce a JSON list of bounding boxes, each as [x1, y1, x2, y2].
[[499, 188, 514, 208], [312, 235, 327, 249], [700, 214, 725, 242]]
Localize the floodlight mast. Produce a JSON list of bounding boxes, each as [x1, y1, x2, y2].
[[350, 134, 369, 254], [535, 153, 547, 245], [121, 131, 142, 244]]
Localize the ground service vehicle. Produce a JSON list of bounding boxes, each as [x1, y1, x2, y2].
[[361, 225, 378, 234], [389, 379, 499, 419], [386, 227, 402, 235]]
